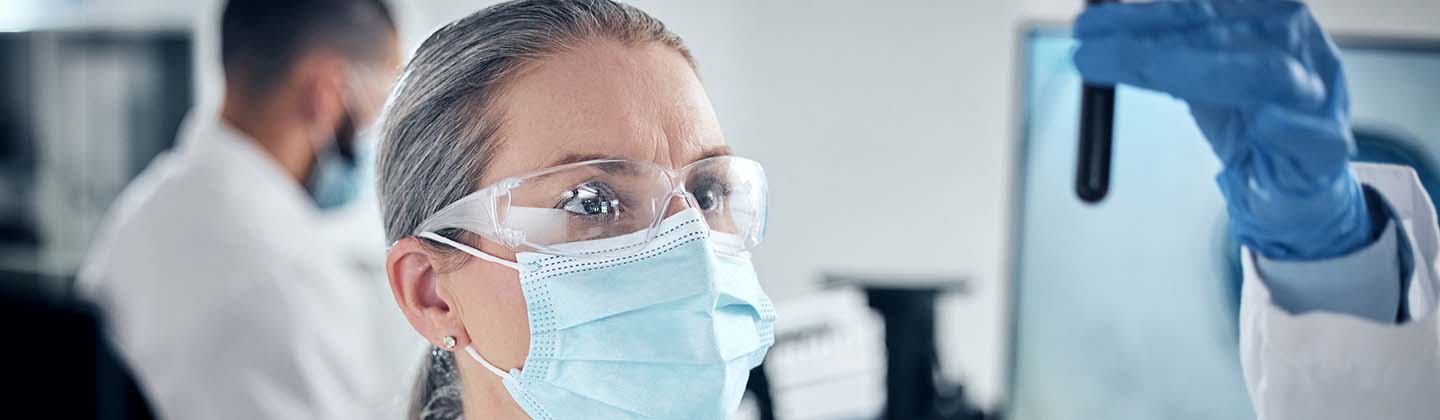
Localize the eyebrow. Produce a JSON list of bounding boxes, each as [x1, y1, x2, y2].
[[549, 153, 624, 167], [547, 145, 733, 168], [698, 145, 732, 161]]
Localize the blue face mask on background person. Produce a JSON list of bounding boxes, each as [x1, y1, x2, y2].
[[306, 110, 367, 210], [428, 209, 776, 420]]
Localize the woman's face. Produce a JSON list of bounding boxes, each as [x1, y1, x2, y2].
[[443, 38, 729, 373]]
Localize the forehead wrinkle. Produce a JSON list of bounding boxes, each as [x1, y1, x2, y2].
[[491, 40, 722, 178], [665, 99, 703, 167]]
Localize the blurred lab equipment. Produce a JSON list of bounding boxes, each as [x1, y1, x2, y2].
[[0, 269, 154, 419], [0, 31, 191, 277], [1074, 0, 1117, 204], [0, 25, 186, 420], [1008, 26, 1440, 420], [1353, 127, 1440, 212], [744, 275, 993, 420], [753, 287, 887, 420], [826, 275, 990, 420]]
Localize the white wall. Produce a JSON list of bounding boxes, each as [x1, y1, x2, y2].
[[32, 0, 1440, 412], [695, 2, 1023, 409]]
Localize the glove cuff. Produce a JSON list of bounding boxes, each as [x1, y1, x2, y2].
[[1219, 165, 1373, 260]]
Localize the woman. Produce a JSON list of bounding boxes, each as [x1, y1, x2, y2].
[[375, 0, 775, 419]]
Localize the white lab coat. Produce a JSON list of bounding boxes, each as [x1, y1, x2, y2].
[[79, 112, 423, 419], [1241, 163, 1440, 420]]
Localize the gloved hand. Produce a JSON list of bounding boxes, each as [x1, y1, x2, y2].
[[1073, 0, 1373, 260]]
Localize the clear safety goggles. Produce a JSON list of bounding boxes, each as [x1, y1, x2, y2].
[[414, 156, 768, 259]]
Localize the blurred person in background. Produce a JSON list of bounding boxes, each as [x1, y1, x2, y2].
[[77, 0, 410, 418]]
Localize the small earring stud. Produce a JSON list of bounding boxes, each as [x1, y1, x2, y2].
[[442, 336, 457, 350]]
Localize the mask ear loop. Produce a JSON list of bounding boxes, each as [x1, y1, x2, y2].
[[464, 345, 520, 382], [417, 232, 526, 272], [416, 231, 526, 382]]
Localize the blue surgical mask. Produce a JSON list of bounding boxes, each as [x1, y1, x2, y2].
[[436, 209, 776, 420], [306, 111, 367, 210]]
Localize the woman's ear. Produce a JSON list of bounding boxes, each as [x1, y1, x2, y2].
[[387, 237, 471, 349]]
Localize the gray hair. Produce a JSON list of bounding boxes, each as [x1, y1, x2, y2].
[[372, 0, 691, 418]]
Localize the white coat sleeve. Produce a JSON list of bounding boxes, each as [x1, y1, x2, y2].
[[1240, 163, 1440, 420], [1252, 186, 1403, 324]]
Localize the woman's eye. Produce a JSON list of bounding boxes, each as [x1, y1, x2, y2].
[[557, 182, 621, 216], [689, 177, 731, 212]]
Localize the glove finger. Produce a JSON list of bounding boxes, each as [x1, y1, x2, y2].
[[1075, 0, 1309, 39], [1078, 0, 1339, 88], [1074, 32, 1326, 108]]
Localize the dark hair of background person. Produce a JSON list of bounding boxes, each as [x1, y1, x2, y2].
[[220, 0, 396, 100]]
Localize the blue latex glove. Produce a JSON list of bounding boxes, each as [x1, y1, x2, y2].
[[1073, 0, 1372, 260]]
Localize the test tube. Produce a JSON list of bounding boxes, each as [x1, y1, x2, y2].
[[1075, 0, 1118, 203]]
